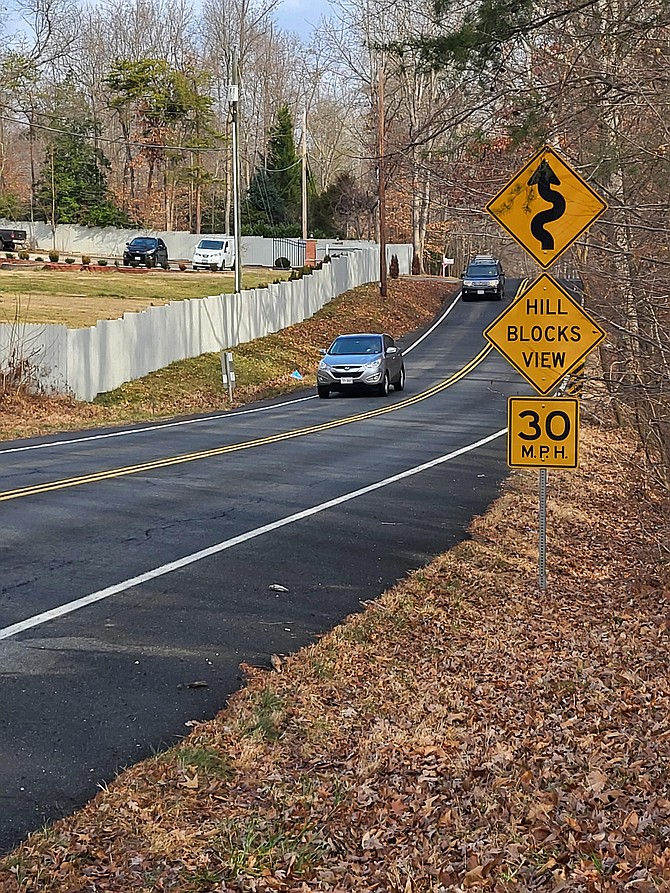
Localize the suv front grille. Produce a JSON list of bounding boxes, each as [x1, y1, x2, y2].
[[332, 367, 364, 378]]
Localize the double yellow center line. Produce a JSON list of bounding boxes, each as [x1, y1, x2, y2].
[[0, 344, 494, 503]]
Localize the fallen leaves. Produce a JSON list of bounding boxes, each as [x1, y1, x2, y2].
[[1, 284, 669, 891]]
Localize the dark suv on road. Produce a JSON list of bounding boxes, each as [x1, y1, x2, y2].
[[123, 237, 169, 269], [461, 255, 505, 301]]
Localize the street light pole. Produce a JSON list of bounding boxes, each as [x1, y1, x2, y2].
[[377, 61, 387, 299], [230, 51, 242, 294], [301, 105, 308, 242]]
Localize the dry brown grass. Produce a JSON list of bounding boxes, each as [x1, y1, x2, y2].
[[0, 278, 668, 892]]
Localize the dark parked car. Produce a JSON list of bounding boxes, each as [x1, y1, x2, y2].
[[461, 256, 505, 301], [0, 228, 27, 251], [123, 237, 169, 269], [316, 332, 405, 398]]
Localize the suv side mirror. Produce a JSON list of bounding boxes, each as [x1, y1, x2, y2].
[[319, 348, 327, 355], [386, 346, 398, 355]]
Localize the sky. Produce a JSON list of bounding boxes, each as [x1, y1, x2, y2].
[[272, 0, 325, 39], [2, 0, 328, 43]]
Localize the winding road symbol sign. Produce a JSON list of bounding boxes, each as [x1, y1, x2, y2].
[[486, 146, 607, 268]]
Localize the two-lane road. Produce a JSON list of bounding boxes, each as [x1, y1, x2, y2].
[[0, 281, 530, 851]]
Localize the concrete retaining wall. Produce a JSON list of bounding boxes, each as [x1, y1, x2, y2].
[[0, 244, 403, 401]]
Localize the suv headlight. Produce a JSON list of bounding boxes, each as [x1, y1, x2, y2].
[[318, 359, 329, 371], [363, 357, 382, 370], [463, 279, 475, 287]]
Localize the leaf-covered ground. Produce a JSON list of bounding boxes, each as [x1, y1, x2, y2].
[[0, 279, 668, 892]]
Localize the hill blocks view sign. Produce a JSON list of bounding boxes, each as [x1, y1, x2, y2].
[[484, 274, 606, 394], [486, 146, 608, 268]]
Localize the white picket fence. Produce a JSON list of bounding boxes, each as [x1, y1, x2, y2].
[[0, 243, 410, 401]]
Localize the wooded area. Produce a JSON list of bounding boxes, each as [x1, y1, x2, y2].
[[0, 0, 668, 486]]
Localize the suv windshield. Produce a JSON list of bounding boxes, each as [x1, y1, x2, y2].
[[466, 264, 498, 277], [198, 240, 224, 250], [129, 238, 158, 249], [329, 336, 382, 355]]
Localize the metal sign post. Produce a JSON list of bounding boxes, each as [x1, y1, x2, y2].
[[220, 351, 235, 401], [538, 469, 548, 591]]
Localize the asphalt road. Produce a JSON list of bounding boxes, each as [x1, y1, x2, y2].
[[0, 281, 531, 852]]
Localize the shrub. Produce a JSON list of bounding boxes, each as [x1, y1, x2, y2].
[[81, 255, 91, 266], [301, 265, 313, 276], [323, 254, 331, 263], [5, 252, 15, 260], [48, 251, 59, 263], [178, 262, 187, 271], [34, 256, 44, 262], [209, 263, 218, 272], [65, 257, 76, 264], [389, 254, 399, 279], [98, 258, 108, 266], [18, 251, 29, 261]]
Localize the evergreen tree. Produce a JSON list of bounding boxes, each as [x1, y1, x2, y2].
[[35, 120, 130, 227], [310, 172, 369, 239], [244, 105, 301, 234]]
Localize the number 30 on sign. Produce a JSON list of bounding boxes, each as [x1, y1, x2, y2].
[[508, 397, 579, 468]]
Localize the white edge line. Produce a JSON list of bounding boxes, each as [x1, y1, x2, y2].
[[0, 291, 463, 456], [403, 291, 462, 354], [0, 424, 505, 643], [0, 394, 318, 455]]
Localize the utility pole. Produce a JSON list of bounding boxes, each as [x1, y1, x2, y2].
[[230, 51, 242, 294], [50, 142, 57, 252], [377, 62, 388, 298], [301, 106, 308, 241]]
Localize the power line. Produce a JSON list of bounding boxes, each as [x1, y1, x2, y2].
[[0, 112, 304, 172], [0, 112, 226, 153]]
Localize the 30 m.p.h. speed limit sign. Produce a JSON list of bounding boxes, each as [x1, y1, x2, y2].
[[508, 397, 579, 468]]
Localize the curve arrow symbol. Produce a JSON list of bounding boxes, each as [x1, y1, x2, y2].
[[528, 159, 566, 251]]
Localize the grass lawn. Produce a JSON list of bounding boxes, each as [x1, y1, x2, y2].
[[0, 267, 287, 327]]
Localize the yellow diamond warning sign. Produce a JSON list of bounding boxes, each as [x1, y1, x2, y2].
[[484, 274, 606, 394], [486, 146, 608, 268]]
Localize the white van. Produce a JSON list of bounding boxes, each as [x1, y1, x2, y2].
[[192, 237, 235, 271]]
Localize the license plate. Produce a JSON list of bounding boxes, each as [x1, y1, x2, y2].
[[340, 377, 354, 384], [135, 256, 141, 261], [477, 289, 484, 294]]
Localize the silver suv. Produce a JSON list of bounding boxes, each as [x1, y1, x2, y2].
[[317, 333, 405, 398], [461, 256, 505, 301]]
